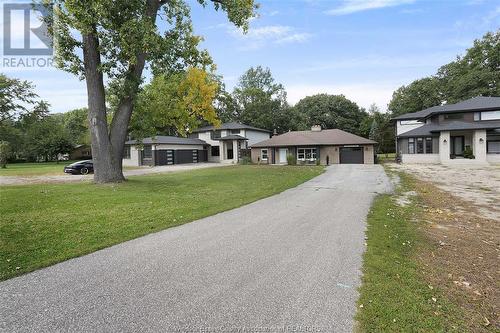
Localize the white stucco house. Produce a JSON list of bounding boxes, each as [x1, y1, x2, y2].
[[394, 97, 500, 165], [122, 122, 271, 166]]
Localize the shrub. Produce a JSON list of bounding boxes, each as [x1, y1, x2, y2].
[[463, 146, 475, 159], [286, 154, 296, 165], [239, 156, 252, 165]]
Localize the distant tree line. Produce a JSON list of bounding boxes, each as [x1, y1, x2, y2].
[[0, 73, 89, 163]]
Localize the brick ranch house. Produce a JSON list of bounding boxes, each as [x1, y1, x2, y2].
[[250, 126, 376, 165]]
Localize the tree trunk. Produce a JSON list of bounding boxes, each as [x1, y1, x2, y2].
[[82, 31, 124, 183], [82, 0, 161, 183]]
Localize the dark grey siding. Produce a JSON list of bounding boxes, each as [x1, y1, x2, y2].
[[398, 138, 409, 154]]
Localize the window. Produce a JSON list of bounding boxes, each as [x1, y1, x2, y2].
[[297, 148, 317, 160], [474, 112, 481, 121], [425, 138, 433, 154], [408, 138, 415, 154], [123, 146, 131, 159], [480, 110, 500, 121], [231, 129, 241, 134], [417, 138, 424, 154], [211, 130, 222, 140], [143, 145, 152, 159], [261, 149, 268, 160], [487, 141, 500, 153], [444, 113, 464, 120], [400, 120, 422, 125], [211, 146, 220, 156]]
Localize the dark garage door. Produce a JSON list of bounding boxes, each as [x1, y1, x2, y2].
[[155, 149, 207, 165], [340, 147, 364, 164]]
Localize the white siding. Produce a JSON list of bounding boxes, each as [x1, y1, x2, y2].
[[396, 120, 425, 135], [246, 130, 271, 147], [122, 144, 205, 167], [154, 144, 205, 150], [486, 154, 500, 164], [401, 154, 440, 164], [122, 145, 140, 166]]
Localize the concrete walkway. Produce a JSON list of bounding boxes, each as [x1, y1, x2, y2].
[[0, 162, 227, 186], [0, 165, 392, 332]]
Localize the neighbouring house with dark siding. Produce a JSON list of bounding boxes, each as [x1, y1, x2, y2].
[[250, 126, 376, 165], [123, 122, 271, 166], [393, 97, 500, 164], [123, 136, 208, 166]]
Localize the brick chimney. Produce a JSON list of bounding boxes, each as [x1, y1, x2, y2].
[[311, 125, 322, 132]]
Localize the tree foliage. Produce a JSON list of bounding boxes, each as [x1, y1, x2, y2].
[[293, 94, 368, 136], [217, 66, 301, 134], [388, 77, 442, 116], [0, 73, 48, 122], [232, 66, 291, 133], [130, 67, 220, 138], [42, 0, 257, 182], [389, 31, 499, 116]]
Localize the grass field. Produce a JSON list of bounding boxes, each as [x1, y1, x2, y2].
[[355, 170, 466, 332], [0, 161, 80, 176], [376, 152, 396, 162], [0, 165, 323, 280], [0, 161, 140, 176]]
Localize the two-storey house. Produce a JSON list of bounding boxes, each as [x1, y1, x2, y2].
[[189, 122, 271, 163], [393, 97, 500, 164]]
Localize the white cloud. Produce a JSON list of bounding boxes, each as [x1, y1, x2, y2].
[[227, 25, 312, 50], [276, 33, 313, 44], [325, 0, 416, 16], [285, 81, 404, 111]]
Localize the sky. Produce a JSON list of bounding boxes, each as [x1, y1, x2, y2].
[[1, 0, 499, 113]]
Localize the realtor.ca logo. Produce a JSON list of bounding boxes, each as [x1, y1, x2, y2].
[[2, 2, 53, 68]]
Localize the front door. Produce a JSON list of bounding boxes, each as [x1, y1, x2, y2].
[[451, 136, 464, 156], [227, 145, 234, 160], [279, 148, 287, 164]]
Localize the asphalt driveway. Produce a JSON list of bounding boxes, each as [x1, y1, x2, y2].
[[0, 165, 392, 333]]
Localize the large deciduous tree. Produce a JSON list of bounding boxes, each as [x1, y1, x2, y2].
[[292, 94, 368, 136], [388, 31, 499, 116], [130, 67, 220, 138], [437, 31, 499, 103], [43, 0, 256, 183], [231, 66, 295, 133], [387, 77, 442, 117], [0, 73, 48, 122]]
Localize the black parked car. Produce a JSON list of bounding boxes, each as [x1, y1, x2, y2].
[[64, 160, 94, 175]]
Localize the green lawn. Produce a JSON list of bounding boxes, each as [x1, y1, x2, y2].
[[376, 152, 396, 162], [0, 161, 140, 176], [0, 165, 323, 280], [0, 161, 79, 176], [355, 170, 465, 332]]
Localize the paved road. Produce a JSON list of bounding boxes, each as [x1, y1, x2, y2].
[[0, 165, 392, 333], [0, 162, 227, 186]]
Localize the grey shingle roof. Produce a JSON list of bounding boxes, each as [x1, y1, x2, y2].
[[191, 122, 271, 133], [398, 120, 500, 137], [251, 129, 376, 147], [218, 135, 248, 141], [125, 136, 207, 145], [392, 96, 500, 120]]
